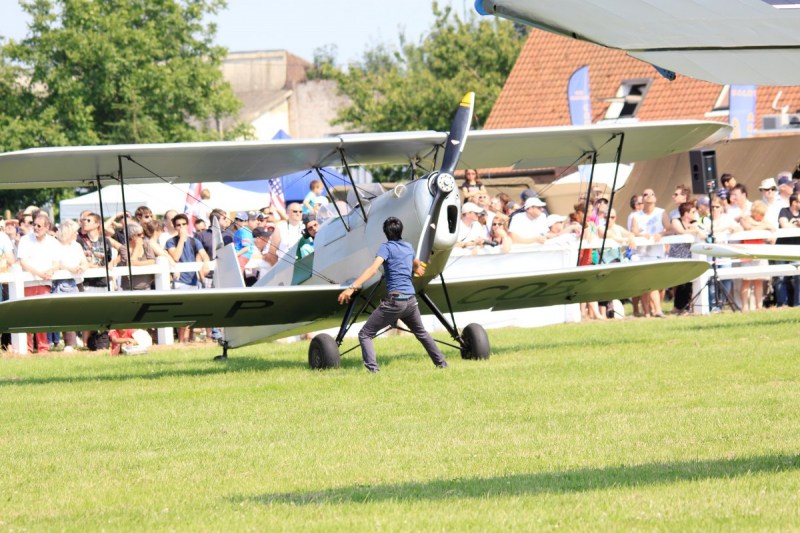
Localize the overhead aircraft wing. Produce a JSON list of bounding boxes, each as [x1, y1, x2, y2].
[[476, 0, 800, 85], [0, 121, 728, 189], [692, 243, 800, 261], [424, 259, 710, 313]]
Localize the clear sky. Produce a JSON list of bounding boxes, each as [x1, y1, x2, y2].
[[0, 0, 473, 64]]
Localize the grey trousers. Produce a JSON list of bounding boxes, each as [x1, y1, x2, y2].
[[358, 296, 447, 372]]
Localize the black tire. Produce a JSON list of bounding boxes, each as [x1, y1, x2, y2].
[[460, 323, 490, 360], [308, 333, 341, 369]]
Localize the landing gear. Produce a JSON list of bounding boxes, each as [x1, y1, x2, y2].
[[417, 290, 491, 360], [308, 333, 341, 369], [213, 340, 229, 361], [460, 323, 490, 360]]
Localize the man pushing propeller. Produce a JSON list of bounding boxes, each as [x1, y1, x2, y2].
[[338, 93, 475, 373]]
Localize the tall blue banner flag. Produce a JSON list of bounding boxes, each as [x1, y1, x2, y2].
[[729, 85, 756, 139], [567, 65, 592, 126]]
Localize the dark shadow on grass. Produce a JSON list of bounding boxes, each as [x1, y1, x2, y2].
[[680, 314, 800, 331], [0, 355, 308, 387], [234, 453, 800, 506]]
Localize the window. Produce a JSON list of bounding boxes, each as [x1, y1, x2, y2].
[[604, 79, 651, 119], [706, 85, 730, 117]]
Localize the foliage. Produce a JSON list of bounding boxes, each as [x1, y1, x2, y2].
[[333, 2, 526, 134], [0, 0, 251, 213], [2, 310, 800, 528]]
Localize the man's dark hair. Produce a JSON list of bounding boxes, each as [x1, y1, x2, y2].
[[210, 208, 227, 221], [172, 213, 189, 225], [731, 183, 748, 197], [383, 217, 403, 241]]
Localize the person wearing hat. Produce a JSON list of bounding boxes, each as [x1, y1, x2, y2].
[[758, 177, 781, 227], [544, 213, 570, 241], [233, 211, 261, 280], [509, 197, 548, 244], [777, 173, 793, 207], [456, 202, 486, 248]]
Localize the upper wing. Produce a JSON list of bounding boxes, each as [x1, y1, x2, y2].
[[0, 285, 346, 332], [424, 259, 710, 313], [476, 0, 800, 85], [691, 243, 800, 261], [462, 121, 728, 169], [0, 121, 728, 189]]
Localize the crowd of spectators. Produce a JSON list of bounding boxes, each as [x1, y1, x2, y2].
[[0, 186, 320, 354], [3, 168, 800, 354], [456, 167, 800, 318]]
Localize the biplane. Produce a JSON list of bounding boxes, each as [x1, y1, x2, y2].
[[0, 93, 727, 367]]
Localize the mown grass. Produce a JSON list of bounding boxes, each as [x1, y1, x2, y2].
[[2, 309, 800, 530]]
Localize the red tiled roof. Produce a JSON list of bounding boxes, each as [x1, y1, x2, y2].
[[486, 29, 800, 129]]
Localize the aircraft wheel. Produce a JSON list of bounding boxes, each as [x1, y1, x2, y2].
[[460, 323, 490, 360], [308, 333, 341, 369]]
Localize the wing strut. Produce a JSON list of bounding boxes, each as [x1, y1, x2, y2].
[[338, 148, 368, 222], [117, 155, 135, 288], [576, 151, 598, 268], [334, 279, 383, 347], [314, 167, 350, 232], [597, 133, 625, 265], [94, 174, 114, 292]]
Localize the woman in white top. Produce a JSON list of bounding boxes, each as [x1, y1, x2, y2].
[[54, 220, 90, 351]]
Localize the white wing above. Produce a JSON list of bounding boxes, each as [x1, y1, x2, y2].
[[0, 121, 728, 189], [476, 0, 800, 85]]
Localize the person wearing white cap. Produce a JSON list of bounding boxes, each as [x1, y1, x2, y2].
[[757, 177, 784, 228], [544, 213, 573, 243], [509, 196, 548, 244], [456, 202, 486, 248]]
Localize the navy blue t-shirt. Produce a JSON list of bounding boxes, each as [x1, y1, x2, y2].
[[377, 240, 415, 295]]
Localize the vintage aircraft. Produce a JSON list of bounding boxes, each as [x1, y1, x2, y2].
[[475, 0, 800, 85], [0, 94, 727, 367]]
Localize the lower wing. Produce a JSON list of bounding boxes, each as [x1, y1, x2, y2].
[[0, 285, 344, 332], [424, 259, 709, 312], [0, 260, 708, 333]]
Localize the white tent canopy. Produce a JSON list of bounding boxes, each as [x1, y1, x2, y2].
[[59, 182, 273, 223]]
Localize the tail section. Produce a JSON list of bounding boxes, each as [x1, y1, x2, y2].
[[214, 243, 245, 289]]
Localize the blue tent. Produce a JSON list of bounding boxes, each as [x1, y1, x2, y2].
[[224, 130, 350, 203]]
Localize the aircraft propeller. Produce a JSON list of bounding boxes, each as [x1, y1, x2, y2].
[[416, 92, 475, 264]]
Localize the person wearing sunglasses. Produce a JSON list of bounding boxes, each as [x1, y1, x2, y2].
[[16, 213, 60, 353], [166, 213, 211, 342], [486, 214, 513, 253]]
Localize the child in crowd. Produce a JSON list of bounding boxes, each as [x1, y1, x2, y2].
[[302, 180, 326, 216]]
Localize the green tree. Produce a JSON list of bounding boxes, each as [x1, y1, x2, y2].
[[332, 2, 525, 134], [0, 0, 250, 212]]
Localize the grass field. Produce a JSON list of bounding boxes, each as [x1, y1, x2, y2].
[[2, 309, 800, 530]]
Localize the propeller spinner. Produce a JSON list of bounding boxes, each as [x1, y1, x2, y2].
[[416, 92, 475, 263]]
